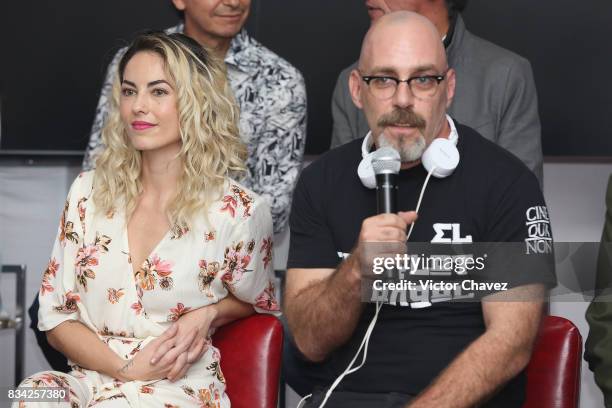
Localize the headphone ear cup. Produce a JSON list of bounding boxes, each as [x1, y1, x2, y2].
[[422, 138, 460, 178], [358, 153, 377, 189]]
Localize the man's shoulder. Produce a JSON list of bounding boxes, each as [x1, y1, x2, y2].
[[459, 26, 532, 73], [337, 61, 358, 82], [456, 122, 536, 182], [104, 44, 128, 73], [239, 33, 304, 81], [331, 61, 358, 101]]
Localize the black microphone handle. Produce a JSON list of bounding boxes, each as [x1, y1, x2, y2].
[[376, 173, 398, 214]]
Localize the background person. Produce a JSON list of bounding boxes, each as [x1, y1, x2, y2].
[[330, 0, 543, 185], [585, 174, 612, 408]]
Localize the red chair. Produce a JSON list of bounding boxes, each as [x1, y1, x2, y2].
[[213, 314, 283, 408], [523, 316, 582, 408]]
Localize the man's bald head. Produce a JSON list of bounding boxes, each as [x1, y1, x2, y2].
[[359, 11, 447, 72], [349, 10, 456, 165]]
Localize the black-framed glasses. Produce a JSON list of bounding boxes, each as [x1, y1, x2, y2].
[[361, 70, 449, 100]]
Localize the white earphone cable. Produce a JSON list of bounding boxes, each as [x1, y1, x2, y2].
[[407, 166, 436, 240], [315, 300, 383, 407]]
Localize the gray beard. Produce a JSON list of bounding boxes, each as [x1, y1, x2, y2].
[[378, 133, 426, 162]]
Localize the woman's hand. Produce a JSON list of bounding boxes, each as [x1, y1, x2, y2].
[[150, 305, 218, 381], [147, 294, 255, 382], [116, 325, 179, 382]]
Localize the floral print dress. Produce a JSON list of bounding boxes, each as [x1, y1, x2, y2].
[[16, 171, 280, 407]]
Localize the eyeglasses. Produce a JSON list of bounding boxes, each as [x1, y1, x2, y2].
[[361, 70, 448, 100]]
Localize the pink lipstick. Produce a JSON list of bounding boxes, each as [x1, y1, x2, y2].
[[132, 121, 156, 131]]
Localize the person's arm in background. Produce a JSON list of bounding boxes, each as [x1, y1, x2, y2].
[[497, 57, 544, 187], [246, 67, 306, 234], [585, 175, 612, 408], [82, 48, 125, 171]]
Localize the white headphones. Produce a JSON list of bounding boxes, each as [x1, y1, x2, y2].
[[357, 114, 460, 188]]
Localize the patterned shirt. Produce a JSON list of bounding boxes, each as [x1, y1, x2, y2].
[[83, 24, 307, 233]]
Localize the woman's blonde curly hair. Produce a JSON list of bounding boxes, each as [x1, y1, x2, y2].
[[93, 32, 246, 227]]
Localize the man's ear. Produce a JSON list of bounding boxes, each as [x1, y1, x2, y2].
[[445, 68, 456, 108], [172, 0, 186, 11], [349, 69, 364, 109]]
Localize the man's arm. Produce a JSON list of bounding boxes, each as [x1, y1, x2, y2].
[[497, 57, 543, 186], [285, 212, 416, 362], [408, 284, 545, 408], [284, 259, 363, 362], [247, 68, 306, 233], [585, 174, 612, 407]]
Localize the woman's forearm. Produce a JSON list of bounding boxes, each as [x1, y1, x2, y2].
[[46, 320, 124, 378], [209, 293, 255, 328], [45, 297, 254, 380]]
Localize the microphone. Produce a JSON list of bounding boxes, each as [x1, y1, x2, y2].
[[371, 146, 401, 214]]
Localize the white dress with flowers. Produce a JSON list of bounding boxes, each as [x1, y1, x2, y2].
[[15, 171, 280, 407]]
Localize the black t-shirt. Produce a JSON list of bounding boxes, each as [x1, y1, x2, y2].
[[285, 123, 556, 406]]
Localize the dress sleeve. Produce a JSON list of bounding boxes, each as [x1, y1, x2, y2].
[[38, 175, 86, 331], [244, 66, 307, 234], [220, 198, 281, 315]]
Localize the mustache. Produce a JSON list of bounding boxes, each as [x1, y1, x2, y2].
[[377, 108, 426, 130]]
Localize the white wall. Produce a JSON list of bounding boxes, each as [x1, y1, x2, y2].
[[0, 161, 610, 407]]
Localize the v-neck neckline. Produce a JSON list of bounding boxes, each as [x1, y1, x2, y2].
[[124, 226, 171, 277]]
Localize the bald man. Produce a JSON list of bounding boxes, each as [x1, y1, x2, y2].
[[284, 12, 554, 408], [331, 0, 543, 186]]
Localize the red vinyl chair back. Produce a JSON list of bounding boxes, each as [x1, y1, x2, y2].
[[212, 314, 283, 408], [523, 316, 582, 408]]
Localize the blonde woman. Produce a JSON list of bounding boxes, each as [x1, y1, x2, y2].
[[16, 32, 279, 407]]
